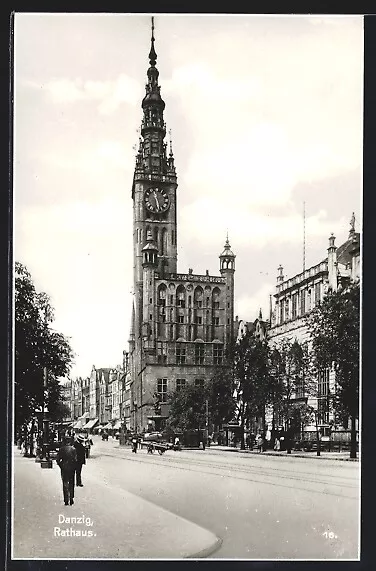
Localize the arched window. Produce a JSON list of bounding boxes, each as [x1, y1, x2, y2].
[[212, 287, 221, 309], [158, 284, 167, 307], [194, 286, 204, 308], [176, 284, 186, 308]]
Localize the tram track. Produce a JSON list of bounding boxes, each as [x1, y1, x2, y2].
[[96, 449, 359, 500]]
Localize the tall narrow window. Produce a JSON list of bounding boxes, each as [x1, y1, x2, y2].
[[318, 369, 330, 424], [177, 286, 186, 308], [194, 287, 203, 308], [158, 286, 166, 307], [176, 343, 186, 365], [285, 299, 290, 321], [292, 294, 297, 320], [213, 344, 223, 365], [195, 344, 204, 365], [157, 378, 168, 403], [300, 291, 305, 315], [161, 228, 168, 255], [176, 378, 186, 392], [315, 282, 321, 306], [212, 288, 220, 309], [154, 227, 159, 251]]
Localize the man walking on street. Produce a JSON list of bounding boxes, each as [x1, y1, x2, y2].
[[73, 434, 87, 487], [56, 436, 77, 506]]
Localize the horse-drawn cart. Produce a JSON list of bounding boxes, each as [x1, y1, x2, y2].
[[142, 440, 172, 455]]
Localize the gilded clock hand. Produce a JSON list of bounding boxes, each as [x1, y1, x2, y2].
[[153, 190, 160, 210]]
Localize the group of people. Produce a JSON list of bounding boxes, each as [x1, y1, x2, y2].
[[56, 433, 89, 506]]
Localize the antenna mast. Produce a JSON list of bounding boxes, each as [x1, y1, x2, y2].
[[303, 201, 306, 273]]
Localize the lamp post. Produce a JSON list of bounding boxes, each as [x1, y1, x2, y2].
[[205, 399, 209, 443], [40, 304, 53, 468]]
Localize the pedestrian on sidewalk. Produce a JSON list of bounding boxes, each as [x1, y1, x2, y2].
[[73, 434, 86, 487], [56, 436, 77, 506], [256, 433, 264, 453], [132, 435, 138, 453]]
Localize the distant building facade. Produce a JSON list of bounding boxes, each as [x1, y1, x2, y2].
[[268, 216, 360, 434]]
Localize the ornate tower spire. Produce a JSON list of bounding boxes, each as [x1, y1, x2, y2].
[[132, 16, 176, 184], [149, 16, 157, 66]]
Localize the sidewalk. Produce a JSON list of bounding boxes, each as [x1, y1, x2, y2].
[[12, 449, 221, 559], [210, 445, 359, 461]]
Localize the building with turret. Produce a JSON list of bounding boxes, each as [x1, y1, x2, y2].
[[128, 20, 236, 433], [268, 215, 360, 435]]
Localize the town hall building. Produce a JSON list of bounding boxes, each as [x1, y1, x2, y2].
[[128, 21, 235, 433]]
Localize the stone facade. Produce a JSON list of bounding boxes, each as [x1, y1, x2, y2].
[[128, 27, 235, 433], [268, 219, 360, 432]]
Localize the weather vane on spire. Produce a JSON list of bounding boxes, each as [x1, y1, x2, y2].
[[149, 16, 157, 66]]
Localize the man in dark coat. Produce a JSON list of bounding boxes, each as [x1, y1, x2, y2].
[[56, 436, 77, 505], [73, 434, 86, 487]]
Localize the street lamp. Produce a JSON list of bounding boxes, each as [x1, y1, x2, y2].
[[40, 303, 52, 469]]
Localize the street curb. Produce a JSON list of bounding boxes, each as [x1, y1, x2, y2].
[[187, 535, 223, 559], [210, 447, 359, 462]]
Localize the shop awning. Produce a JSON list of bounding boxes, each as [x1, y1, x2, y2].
[[103, 422, 112, 429], [83, 418, 99, 430], [56, 420, 73, 426], [72, 412, 90, 429], [113, 420, 122, 430]]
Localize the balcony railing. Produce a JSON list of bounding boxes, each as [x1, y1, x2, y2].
[[278, 261, 328, 292]]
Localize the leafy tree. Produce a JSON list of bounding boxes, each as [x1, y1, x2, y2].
[[15, 262, 74, 429], [167, 384, 207, 432], [233, 332, 269, 449], [167, 367, 235, 436], [307, 281, 360, 458], [207, 366, 236, 430], [268, 338, 313, 452]]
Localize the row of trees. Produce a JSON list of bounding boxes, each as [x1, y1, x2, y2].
[[167, 281, 360, 458], [15, 262, 74, 431]]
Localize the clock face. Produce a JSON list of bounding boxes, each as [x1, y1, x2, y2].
[[144, 187, 170, 213]]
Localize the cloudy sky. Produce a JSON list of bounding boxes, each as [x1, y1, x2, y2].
[[14, 13, 363, 378]]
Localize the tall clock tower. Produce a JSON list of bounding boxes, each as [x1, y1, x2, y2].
[[128, 19, 235, 433], [132, 18, 177, 337]]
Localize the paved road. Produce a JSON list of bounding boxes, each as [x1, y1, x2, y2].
[[13, 436, 360, 560]]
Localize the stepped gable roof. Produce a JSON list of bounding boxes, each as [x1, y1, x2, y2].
[[96, 368, 111, 383]]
